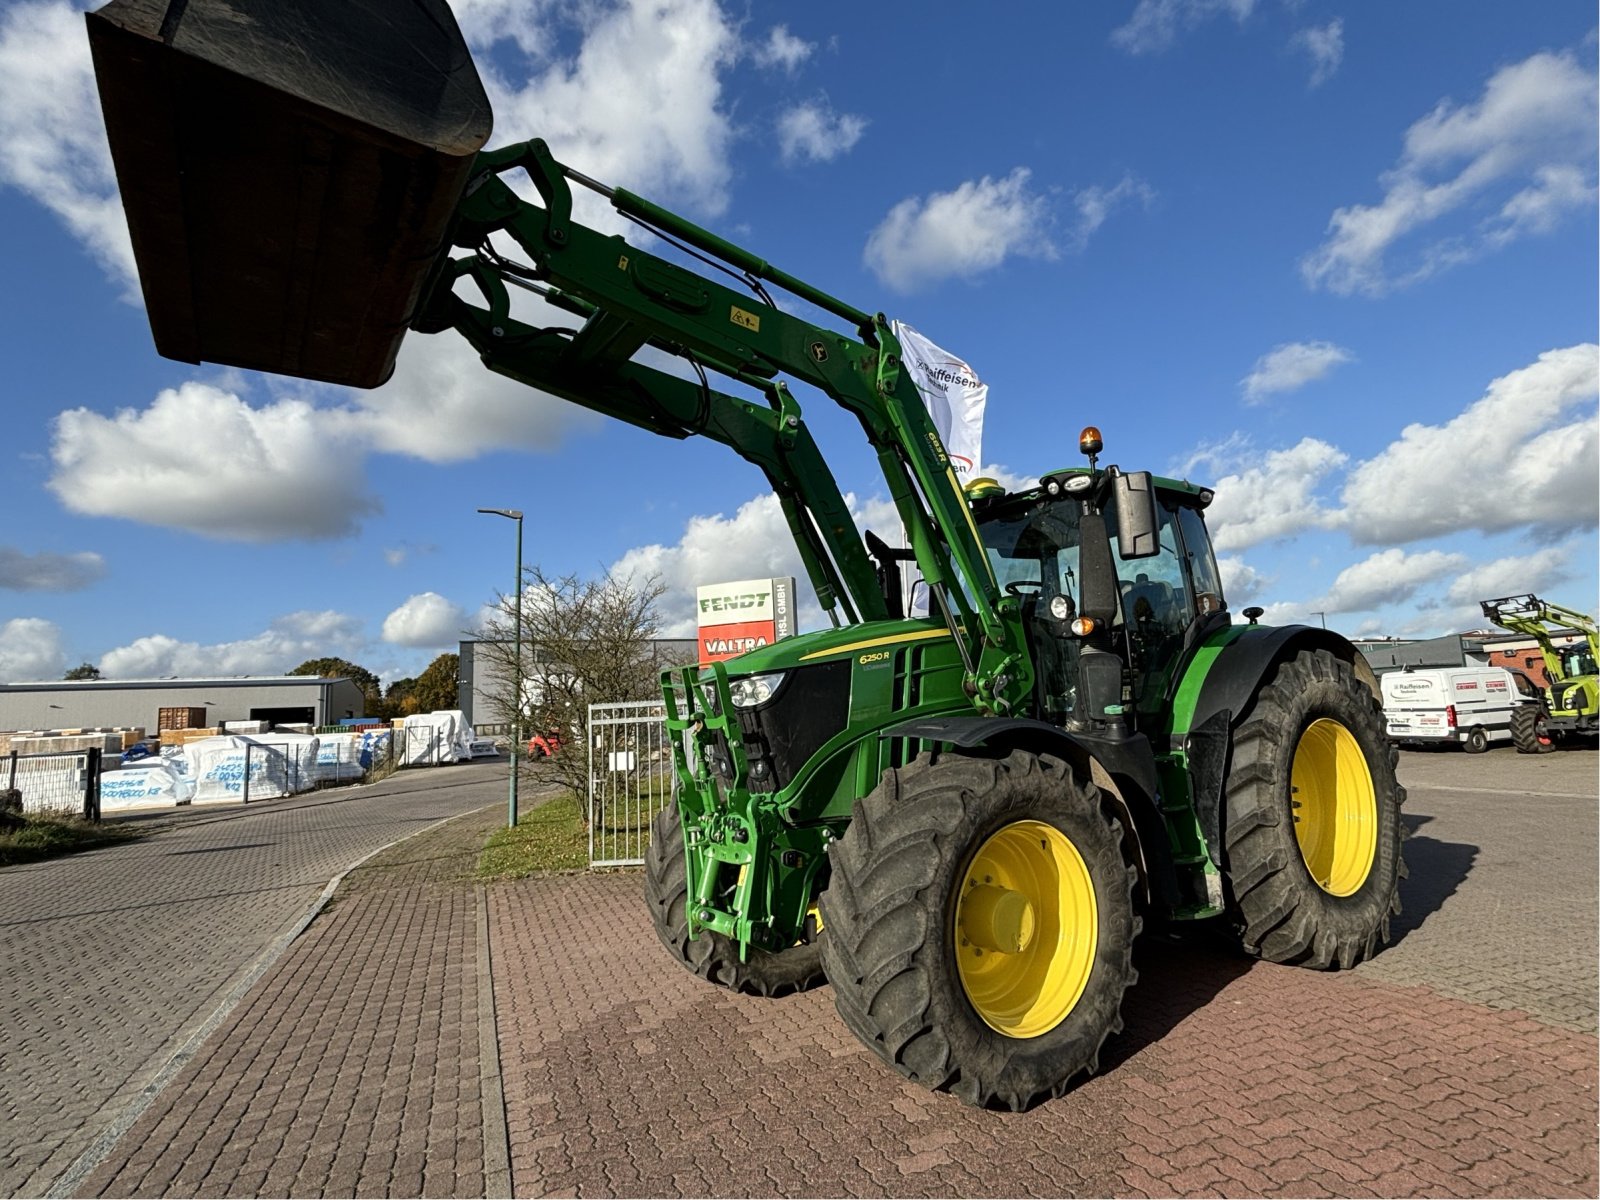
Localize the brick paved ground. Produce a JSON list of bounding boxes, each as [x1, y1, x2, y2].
[[490, 749, 1598, 1198], [75, 802, 508, 1199], [0, 760, 510, 1198]]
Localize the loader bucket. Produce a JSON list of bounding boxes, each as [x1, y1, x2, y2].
[[87, 0, 493, 388]]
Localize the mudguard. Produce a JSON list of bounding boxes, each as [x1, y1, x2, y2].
[[1177, 623, 1376, 865]]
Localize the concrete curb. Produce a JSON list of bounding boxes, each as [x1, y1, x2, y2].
[[477, 888, 514, 1199], [43, 802, 498, 1199]]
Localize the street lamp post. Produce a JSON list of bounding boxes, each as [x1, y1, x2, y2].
[[478, 507, 523, 828]]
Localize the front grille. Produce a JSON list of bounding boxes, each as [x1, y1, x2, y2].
[[737, 659, 851, 791]]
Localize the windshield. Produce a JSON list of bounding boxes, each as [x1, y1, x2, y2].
[[977, 488, 1221, 724], [1563, 649, 1597, 676]]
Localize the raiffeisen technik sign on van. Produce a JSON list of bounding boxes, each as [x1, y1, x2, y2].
[[696, 577, 796, 663]]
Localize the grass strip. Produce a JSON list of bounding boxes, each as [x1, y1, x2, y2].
[[476, 793, 590, 879], [0, 813, 145, 867]]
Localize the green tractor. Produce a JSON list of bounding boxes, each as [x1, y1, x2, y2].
[[87, 0, 1406, 1110], [1480, 595, 1599, 752]]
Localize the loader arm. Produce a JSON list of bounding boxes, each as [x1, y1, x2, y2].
[[419, 140, 1032, 713], [1480, 594, 1600, 684]]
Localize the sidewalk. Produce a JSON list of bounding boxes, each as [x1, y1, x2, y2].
[[75, 804, 509, 1198]]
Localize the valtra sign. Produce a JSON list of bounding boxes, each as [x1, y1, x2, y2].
[[696, 577, 797, 663]]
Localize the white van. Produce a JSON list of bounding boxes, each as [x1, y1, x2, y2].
[[1380, 667, 1528, 752]]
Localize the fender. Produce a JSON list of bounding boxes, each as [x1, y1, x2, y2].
[[1176, 623, 1377, 864], [882, 715, 1178, 909]]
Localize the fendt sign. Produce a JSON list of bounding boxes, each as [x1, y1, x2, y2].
[[696, 577, 796, 663]]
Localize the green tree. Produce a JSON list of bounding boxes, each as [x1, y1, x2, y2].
[[290, 657, 383, 715], [63, 663, 101, 681], [411, 654, 460, 713]]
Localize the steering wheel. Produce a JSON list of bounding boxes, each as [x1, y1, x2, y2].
[[1005, 580, 1045, 598]]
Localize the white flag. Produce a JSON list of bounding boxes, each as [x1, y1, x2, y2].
[[891, 321, 987, 479]]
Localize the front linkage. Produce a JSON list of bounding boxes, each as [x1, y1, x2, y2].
[[662, 663, 829, 957]]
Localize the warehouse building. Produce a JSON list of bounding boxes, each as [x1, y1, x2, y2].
[[0, 676, 368, 735]]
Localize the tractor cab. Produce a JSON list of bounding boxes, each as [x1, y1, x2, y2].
[[971, 444, 1225, 733]]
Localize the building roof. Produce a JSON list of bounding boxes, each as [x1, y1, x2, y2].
[[0, 676, 353, 691]]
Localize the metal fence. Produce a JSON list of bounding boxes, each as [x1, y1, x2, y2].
[[588, 700, 674, 867], [5, 748, 102, 819]]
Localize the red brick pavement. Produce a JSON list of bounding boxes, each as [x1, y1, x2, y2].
[[76, 806, 504, 1199], [490, 872, 1598, 1199]]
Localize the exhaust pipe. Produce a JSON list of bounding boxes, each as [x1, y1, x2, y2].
[[87, 0, 493, 388]]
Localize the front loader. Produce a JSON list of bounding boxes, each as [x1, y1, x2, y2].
[[1480, 594, 1599, 752], [87, 0, 1406, 1110]]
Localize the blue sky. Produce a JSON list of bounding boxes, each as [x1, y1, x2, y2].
[[0, 0, 1595, 686]]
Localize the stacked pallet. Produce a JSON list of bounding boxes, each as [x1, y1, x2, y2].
[[0, 727, 146, 756]]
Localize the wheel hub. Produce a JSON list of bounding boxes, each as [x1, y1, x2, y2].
[[959, 884, 1037, 954], [954, 820, 1097, 1039]]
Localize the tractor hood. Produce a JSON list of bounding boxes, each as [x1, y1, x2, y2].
[[713, 617, 954, 677]]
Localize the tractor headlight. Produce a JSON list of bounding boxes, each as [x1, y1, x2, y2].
[[729, 672, 787, 709]]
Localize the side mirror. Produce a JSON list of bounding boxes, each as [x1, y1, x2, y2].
[[1112, 471, 1159, 559]]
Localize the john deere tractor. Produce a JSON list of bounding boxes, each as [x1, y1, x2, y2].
[[87, 0, 1406, 1109], [1480, 595, 1599, 752]]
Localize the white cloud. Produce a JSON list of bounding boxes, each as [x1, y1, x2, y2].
[[1111, 0, 1258, 56], [864, 169, 1057, 293], [1302, 49, 1598, 296], [1316, 548, 1469, 615], [98, 611, 366, 678], [48, 334, 604, 543], [1205, 437, 1348, 553], [1443, 546, 1576, 609], [1241, 340, 1354, 403], [1066, 175, 1155, 251], [0, 547, 105, 592], [0, 1, 135, 292], [1217, 556, 1266, 604], [481, 0, 739, 219], [48, 382, 379, 541], [777, 100, 867, 165], [1291, 20, 1344, 88], [350, 332, 601, 464], [381, 593, 472, 648], [0, 617, 67, 683], [610, 493, 808, 635], [752, 25, 813, 73], [1340, 344, 1599, 544]]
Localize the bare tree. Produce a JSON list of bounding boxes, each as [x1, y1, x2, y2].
[[476, 565, 670, 815]]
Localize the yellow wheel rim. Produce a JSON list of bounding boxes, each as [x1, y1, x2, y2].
[[1290, 718, 1378, 897], [954, 820, 1097, 1039]]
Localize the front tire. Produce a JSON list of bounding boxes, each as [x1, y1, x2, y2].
[[1223, 649, 1406, 970], [1511, 705, 1554, 754], [819, 749, 1139, 1111], [643, 805, 824, 997]]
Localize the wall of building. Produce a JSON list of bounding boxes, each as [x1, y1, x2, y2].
[[1482, 635, 1587, 690], [456, 639, 698, 725], [0, 678, 365, 733]]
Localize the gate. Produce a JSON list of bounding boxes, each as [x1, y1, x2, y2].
[[587, 700, 673, 867]]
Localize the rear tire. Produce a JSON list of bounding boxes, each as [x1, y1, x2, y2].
[[643, 805, 824, 997], [1463, 726, 1489, 754], [1511, 705, 1554, 754], [1223, 649, 1406, 970], [819, 749, 1139, 1111]]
